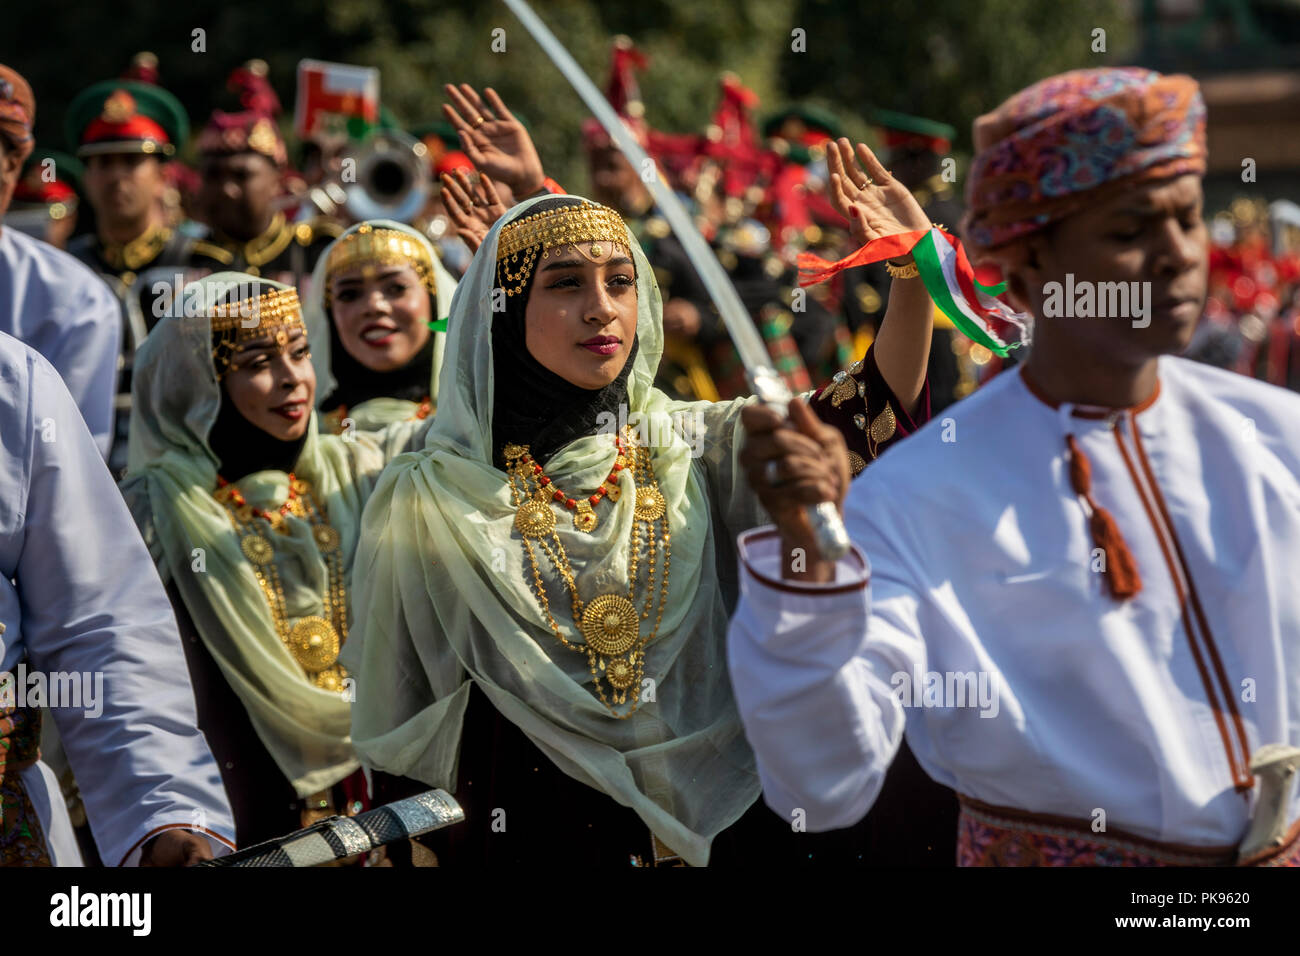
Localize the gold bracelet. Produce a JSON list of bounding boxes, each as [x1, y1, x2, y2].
[[885, 260, 920, 279]]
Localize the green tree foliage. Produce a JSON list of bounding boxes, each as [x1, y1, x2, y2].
[[5, 0, 1133, 190], [779, 0, 1134, 152]]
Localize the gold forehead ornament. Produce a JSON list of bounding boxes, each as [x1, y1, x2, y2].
[[495, 201, 630, 296], [206, 286, 306, 377], [323, 227, 439, 307]]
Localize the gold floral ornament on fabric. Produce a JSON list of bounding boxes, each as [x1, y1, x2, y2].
[[823, 356, 897, 465], [503, 428, 671, 717], [207, 286, 306, 379], [495, 201, 630, 296], [321, 224, 440, 307]]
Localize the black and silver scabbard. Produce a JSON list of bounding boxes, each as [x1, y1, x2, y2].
[[198, 789, 464, 867]]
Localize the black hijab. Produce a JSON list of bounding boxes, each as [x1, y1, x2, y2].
[[206, 278, 311, 481], [208, 386, 309, 481], [490, 197, 639, 471], [318, 293, 437, 413]]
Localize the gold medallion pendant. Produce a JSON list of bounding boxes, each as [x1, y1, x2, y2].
[[503, 428, 668, 718], [604, 656, 636, 691], [573, 500, 599, 533], [218, 476, 352, 690], [288, 615, 341, 671], [515, 498, 557, 537], [634, 487, 666, 522], [580, 594, 639, 656], [313, 524, 341, 552], [241, 534, 274, 565], [312, 666, 347, 692]]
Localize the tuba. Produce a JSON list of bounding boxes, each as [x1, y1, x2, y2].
[[338, 129, 431, 224]]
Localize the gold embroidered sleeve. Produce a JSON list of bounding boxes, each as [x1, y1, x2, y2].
[[810, 342, 932, 477]]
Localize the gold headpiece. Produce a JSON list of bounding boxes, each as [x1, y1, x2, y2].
[[322, 224, 438, 307], [206, 287, 306, 378], [496, 201, 629, 296]]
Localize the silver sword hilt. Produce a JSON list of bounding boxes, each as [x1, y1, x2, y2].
[[1237, 743, 1300, 863], [750, 369, 852, 561]]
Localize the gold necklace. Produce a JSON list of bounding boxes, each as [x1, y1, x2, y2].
[[504, 429, 671, 718], [513, 430, 629, 533], [214, 475, 349, 692]]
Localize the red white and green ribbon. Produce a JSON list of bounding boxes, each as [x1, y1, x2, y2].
[[797, 227, 1030, 357]]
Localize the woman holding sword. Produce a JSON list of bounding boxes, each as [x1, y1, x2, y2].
[[343, 84, 956, 866]]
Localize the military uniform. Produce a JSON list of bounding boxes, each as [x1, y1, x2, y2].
[[62, 79, 195, 476], [190, 210, 337, 285], [627, 208, 722, 401], [7, 148, 82, 248], [191, 112, 338, 289]]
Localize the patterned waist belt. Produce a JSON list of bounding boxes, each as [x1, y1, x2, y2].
[[957, 794, 1300, 867], [0, 690, 51, 866]]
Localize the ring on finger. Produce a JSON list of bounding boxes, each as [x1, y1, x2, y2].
[[764, 460, 784, 486], [472, 115, 486, 128]]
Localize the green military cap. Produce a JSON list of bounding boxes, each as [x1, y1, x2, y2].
[[64, 80, 189, 159], [13, 148, 83, 215], [409, 120, 458, 143], [761, 104, 843, 165], [19, 148, 84, 192], [869, 108, 956, 154]]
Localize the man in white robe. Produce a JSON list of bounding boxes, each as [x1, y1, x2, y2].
[[727, 68, 1300, 865], [0, 64, 119, 458], [0, 327, 235, 866]]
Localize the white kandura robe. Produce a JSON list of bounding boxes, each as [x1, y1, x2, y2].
[[0, 226, 120, 458], [0, 332, 234, 865], [728, 356, 1300, 849]]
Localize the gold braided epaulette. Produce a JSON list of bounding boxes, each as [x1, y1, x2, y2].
[[496, 201, 628, 261]]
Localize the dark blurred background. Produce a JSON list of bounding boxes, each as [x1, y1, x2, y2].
[[8, 0, 1300, 198]]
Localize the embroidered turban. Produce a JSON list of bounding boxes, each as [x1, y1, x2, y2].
[[0, 65, 35, 163], [963, 67, 1206, 257]]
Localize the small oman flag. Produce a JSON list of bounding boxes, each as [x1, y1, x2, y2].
[[295, 59, 380, 141]]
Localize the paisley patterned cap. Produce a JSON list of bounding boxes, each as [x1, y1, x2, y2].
[[0, 64, 36, 161], [963, 68, 1206, 255]]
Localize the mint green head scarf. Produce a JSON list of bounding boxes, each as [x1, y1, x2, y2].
[[305, 219, 457, 431], [120, 272, 426, 797], [342, 195, 768, 865]]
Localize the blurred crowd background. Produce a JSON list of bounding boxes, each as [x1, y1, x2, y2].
[[6, 0, 1300, 404]]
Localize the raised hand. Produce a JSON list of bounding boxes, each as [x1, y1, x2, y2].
[[826, 137, 931, 252], [442, 84, 545, 198], [441, 168, 507, 253]]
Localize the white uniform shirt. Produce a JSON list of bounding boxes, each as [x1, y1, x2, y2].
[[0, 331, 234, 865], [0, 226, 120, 457], [728, 357, 1300, 849]]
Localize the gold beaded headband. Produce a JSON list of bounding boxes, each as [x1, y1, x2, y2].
[[322, 224, 439, 307], [205, 286, 306, 378], [496, 201, 630, 296]]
